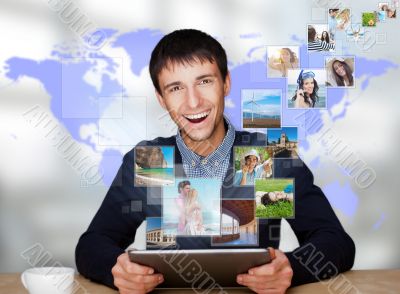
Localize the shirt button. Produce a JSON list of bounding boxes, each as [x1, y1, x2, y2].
[[191, 160, 196, 167], [201, 159, 207, 165]]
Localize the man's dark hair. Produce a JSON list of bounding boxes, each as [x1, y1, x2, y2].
[[149, 29, 228, 94], [178, 180, 191, 193]]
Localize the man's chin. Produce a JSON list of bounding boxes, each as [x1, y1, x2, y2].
[[180, 128, 213, 143]]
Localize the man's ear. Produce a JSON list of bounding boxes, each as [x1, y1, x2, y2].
[[224, 71, 231, 97], [155, 90, 167, 110]]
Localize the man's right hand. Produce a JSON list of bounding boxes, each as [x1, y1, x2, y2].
[[112, 252, 164, 294], [242, 164, 249, 175]]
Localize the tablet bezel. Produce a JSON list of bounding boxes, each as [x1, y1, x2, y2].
[[128, 248, 271, 289]]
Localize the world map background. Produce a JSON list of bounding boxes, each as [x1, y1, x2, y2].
[[0, 0, 399, 272]]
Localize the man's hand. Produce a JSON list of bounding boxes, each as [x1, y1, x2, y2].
[[242, 164, 249, 175], [236, 248, 293, 294], [112, 252, 164, 294]]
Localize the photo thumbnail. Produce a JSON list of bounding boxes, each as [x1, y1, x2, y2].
[[134, 146, 175, 187], [162, 178, 221, 236], [255, 178, 295, 219], [266, 46, 300, 78], [242, 89, 282, 129], [287, 69, 327, 108], [212, 200, 258, 247], [233, 146, 274, 186], [308, 24, 335, 52], [325, 56, 355, 88]]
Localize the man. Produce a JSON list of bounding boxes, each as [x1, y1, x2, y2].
[[328, 8, 339, 41], [76, 29, 355, 293], [175, 180, 191, 234], [234, 149, 272, 185]]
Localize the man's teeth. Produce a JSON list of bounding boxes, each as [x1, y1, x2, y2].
[[184, 111, 210, 120]]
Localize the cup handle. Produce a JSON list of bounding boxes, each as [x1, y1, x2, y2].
[[21, 271, 28, 289]]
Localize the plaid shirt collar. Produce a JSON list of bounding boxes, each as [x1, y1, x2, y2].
[[175, 117, 235, 179]]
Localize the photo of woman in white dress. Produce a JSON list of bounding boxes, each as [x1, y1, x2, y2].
[[184, 189, 206, 235]]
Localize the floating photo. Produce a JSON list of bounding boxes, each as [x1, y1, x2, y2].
[[266, 127, 299, 159], [211, 200, 258, 247], [336, 8, 351, 30], [328, 9, 339, 41], [377, 3, 388, 21], [146, 217, 176, 249], [345, 23, 365, 42], [134, 146, 175, 186], [362, 12, 377, 26], [255, 178, 295, 219], [242, 89, 282, 129], [266, 46, 300, 78], [233, 147, 273, 186], [287, 69, 327, 109], [379, 2, 397, 18], [162, 178, 221, 236], [325, 56, 355, 88], [308, 24, 335, 52]]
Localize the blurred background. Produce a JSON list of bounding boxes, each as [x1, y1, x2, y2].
[[1, 0, 399, 273]]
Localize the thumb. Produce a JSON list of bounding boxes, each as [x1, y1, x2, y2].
[[268, 247, 276, 260]]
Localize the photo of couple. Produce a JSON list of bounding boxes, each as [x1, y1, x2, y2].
[[162, 178, 221, 236]]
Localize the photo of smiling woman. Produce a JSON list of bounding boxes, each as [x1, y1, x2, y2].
[[267, 46, 300, 78], [326, 57, 355, 88], [287, 69, 327, 109]]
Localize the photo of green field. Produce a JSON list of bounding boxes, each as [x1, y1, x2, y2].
[[255, 178, 294, 218]]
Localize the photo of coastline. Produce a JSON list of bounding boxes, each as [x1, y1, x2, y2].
[[134, 146, 175, 186]]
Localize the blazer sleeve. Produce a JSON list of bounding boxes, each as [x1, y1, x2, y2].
[[281, 160, 356, 287], [75, 149, 145, 289]]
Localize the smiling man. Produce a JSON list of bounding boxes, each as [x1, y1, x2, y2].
[[76, 29, 355, 294]]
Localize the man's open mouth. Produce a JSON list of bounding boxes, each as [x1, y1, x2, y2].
[[183, 111, 210, 124]]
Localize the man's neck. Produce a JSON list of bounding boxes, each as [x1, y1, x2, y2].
[[181, 118, 227, 157]]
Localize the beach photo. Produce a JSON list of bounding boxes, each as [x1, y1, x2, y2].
[[287, 69, 327, 109], [266, 46, 300, 78], [255, 178, 295, 219], [146, 217, 176, 249], [134, 146, 175, 186], [242, 89, 282, 129], [162, 178, 221, 236], [266, 127, 299, 159], [211, 200, 258, 247]]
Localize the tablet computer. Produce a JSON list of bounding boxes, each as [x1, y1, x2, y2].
[[128, 248, 271, 289]]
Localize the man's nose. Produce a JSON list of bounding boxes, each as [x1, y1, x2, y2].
[[186, 87, 201, 108]]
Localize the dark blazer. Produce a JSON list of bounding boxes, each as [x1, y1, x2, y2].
[[75, 130, 355, 289]]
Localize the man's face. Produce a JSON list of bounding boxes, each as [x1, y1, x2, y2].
[[155, 59, 230, 143], [245, 155, 258, 169]]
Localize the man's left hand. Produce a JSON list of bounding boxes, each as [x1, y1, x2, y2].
[[236, 248, 293, 294]]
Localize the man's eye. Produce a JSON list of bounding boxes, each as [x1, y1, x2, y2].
[[199, 79, 212, 85], [170, 85, 182, 92]]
